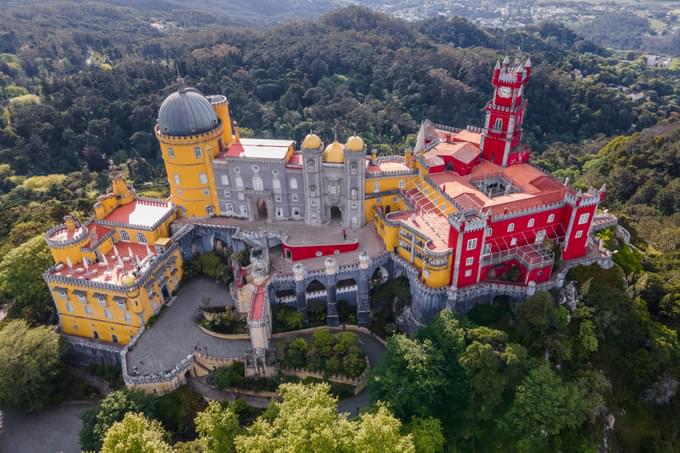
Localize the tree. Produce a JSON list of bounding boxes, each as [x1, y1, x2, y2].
[[234, 383, 413, 453], [235, 383, 354, 453], [353, 404, 415, 453], [195, 401, 240, 453], [0, 235, 55, 324], [403, 417, 445, 453], [81, 389, 151, 452], [101, 412, 172, 453], [0, 319, 64, 410], [500, 363, 600, 451]]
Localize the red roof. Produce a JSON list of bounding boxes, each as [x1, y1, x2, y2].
[[103, 199, 173, 228]]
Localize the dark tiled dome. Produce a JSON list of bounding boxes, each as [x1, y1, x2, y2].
[[157, 88, 219, 136]]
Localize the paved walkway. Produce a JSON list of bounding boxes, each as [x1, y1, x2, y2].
[[0, 401, 96, 453], [189, 376, 270, 409], [127, 277, 250, 376]]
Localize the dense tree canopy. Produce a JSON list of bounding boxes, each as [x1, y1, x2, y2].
[[0, 319, 65, 410]]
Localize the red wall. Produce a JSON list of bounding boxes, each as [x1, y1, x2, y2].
[[562, 203, 598, 260], [453, 226, 486, 288], [281, 240, 359, 262], [488, 205, 570, 249]]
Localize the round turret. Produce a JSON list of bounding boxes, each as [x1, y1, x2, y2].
[[302, 133, 322, 150], [121, 273, 136, 287], [346, 135, 365, 152], [158, 88, 219, 137], [323, 141, 345, 163]]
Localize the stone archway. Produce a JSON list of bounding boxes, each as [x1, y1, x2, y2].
[[256, 199, 268, 220], [370, 266, 389, 285], [330, 206, 343, 223]]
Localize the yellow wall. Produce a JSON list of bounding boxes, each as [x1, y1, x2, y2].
[[364, 174, 417, 196], [156, 125, 223, 218], [48, 248, 183, 345]]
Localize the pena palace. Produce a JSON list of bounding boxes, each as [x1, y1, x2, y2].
[[42, 56, 615, 381]]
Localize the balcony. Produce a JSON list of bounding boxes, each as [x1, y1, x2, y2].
[[482, 242, 554, 270]]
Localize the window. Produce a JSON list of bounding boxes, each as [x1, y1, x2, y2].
[[272, 169, 279, 176], [104, 309, 112, 319], [220, 174, 229, 186], [465, 257, 474, 266], [578, 213, 590, 225], [493, 118, 503, 130], [194, 147, 202, 158], [399, 180, 406, 189], [527, 218, 535, 228], [548, 213, 555, 223], [85, 305, 93, 314], [575, 230, 583, 239], [225, 204, 233, 214], [272, 179, 281, 193], [310, 185, 316, 195], [167, 147, 174, 159], [351, 188, 358, 199], [173, 173, 180, 185], [233, 166, 240, 173], [483, 244, 492, 255], [350, 162, 358, 173], [292, 208, 301, 217], [289, 178, 298, 190], [510, 238, 518, 246], [224, 190, 231, 199], [206, 206, 214, 216], [252, 177, 264, 191], [464, 269, 473, 277], [275, 208, 283, 218], [199, 173, 208, 184], [307, 159, 315, 169], [507, 223, 514, 233], [120, 231, 130, 241], [291, 193, 299, 202], [203, 189, 210, 197], [238, 192, 244, 201], [124, 311, 132, 322], [252, 165, 259, 172], [235, 176, 244, 189], [351, 201, 359, 210], [373, 182, 380, 193], [466, 238, 477, 250], [329, 184, 338, 195], [66, 303, 74, 313], [137, 233, 146, 243], [310, 199, 317, 208], [275, 193, 282, 202], [240, 205, 248, 217]]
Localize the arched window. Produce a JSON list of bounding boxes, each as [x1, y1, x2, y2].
[[120, 230, 130, 241], [173, 173, 180, 185], [272, 179, 281, 193], [289, 178, 298, 190], [194, 146, 202, 158], [507, 223, 514, 233], [548, 213, 555, 223], [137, 233, 146, 243], [199, 173, 208, 184], [206, 206, 214, 216], [527, 218, 535, 228], [494, 118, 503, 131], [235, 176, 244, 189], [252, 177, 264, 191], [220, 174, 229, 186], [167, 147, 174, 159]]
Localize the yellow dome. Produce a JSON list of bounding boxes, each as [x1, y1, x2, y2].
[[302, 133, 322, 149], [346, 135, 365, 152], [323, 141, 345, 163], [121, 273, 136, 287]]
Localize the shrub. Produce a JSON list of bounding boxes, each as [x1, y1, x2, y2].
[[148, 386, 206, 439], [211, 362, 246, 390]]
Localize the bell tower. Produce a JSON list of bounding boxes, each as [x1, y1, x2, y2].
[[480, 56, 532, 167]]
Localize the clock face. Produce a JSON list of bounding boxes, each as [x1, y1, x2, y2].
[[498, 87, 512, 98]]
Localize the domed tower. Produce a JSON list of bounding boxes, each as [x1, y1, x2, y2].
[[155, 86, 224, 218], [343, 135, 366, 228], [301, 133, 325, 226]]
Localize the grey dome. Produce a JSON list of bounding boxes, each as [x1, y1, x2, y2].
[[157, 88, 219, 136]]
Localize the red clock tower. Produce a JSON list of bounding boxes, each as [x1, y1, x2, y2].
[[480, 56, 532, 167]]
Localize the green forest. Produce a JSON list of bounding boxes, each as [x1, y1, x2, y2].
[[0, 2, 680, 452]]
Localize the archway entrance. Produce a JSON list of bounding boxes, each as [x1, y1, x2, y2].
[[330, 206, 342, 223], [256, 199, 268, 220]]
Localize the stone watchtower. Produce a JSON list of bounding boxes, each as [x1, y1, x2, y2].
[[343, 136, 367, 228], [301, 134, 325, 226]]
